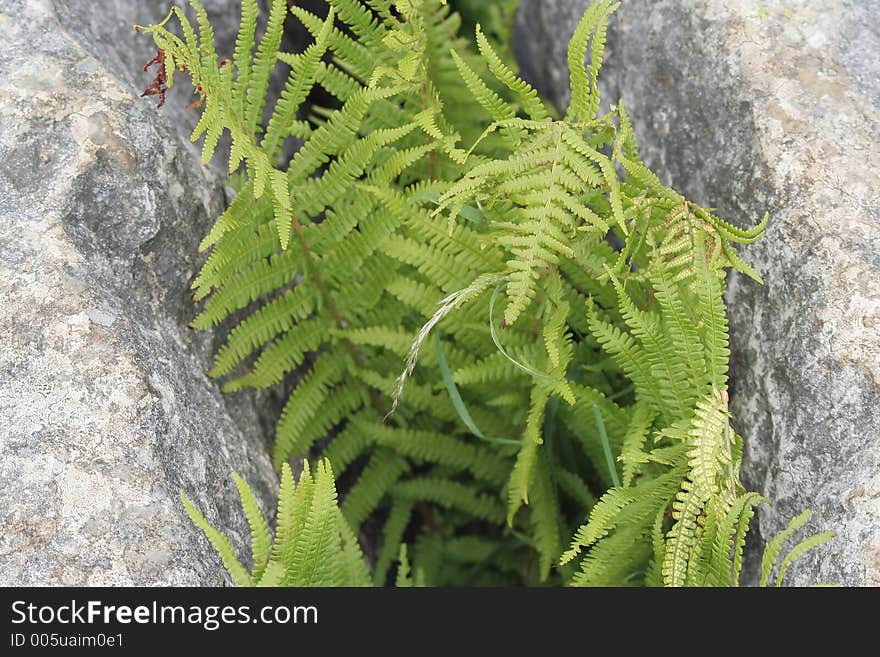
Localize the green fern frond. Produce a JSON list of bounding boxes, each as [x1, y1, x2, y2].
[[140, 0, 831, 589], [254, 560, 287, 587], [507, 386, 549, 521], [662, 392, 730, 587], [273, 353, 350, 467], [180, 491, 251, 586], [528, 453, 563, 580], [474, 24, 548, 121], [561, 487, 633, 565], [775, 530, 836, 587], [395, 544, 415, 587], [262, 8, 336, 158], [183, 461, 371, 587], [231, 472, 272, 582], [284, 460, 368, 587], [759, 509, 834, 587], [566, 0, 619, 122], [373, 499, 415, 585], [341, 449, 410, 528], [702, 491, 767, 586], [394, 478, 505, 524]]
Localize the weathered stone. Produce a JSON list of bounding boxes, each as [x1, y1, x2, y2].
[[515, 0, 880, 586], [0, 0, 279, 585]]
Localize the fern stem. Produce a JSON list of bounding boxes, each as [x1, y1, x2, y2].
[[592, 404, 620, 487]]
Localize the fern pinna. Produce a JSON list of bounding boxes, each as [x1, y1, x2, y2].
[[138, 0, 831, 586]]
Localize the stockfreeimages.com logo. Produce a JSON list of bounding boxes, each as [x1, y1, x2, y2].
[[10, 600, 317, 632]]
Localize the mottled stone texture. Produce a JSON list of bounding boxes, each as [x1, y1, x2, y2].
[[0, 0, 278, 585], [515, 0, 880, 585]]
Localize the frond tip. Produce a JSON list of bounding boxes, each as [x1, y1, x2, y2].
[[760, 509, 836, 587]]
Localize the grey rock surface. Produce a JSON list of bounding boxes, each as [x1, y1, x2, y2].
[[515, 0, 880, 586], [0, 0, 279, 585]]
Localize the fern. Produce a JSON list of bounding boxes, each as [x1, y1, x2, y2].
[[760, 510, 836, 587], [138, 0, 832, 587], [183, 460, 371, 586]]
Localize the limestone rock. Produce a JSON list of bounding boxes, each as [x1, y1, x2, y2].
[[515, 0, 880, 586], [0, 0, 279, 585]]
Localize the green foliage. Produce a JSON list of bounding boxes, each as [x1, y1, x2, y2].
[[139, 0, 832, 587], [183, 460, 372, 586], [760, 510, 836, 587]]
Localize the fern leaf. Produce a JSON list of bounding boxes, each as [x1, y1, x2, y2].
[[760, 509, 812, 587], [775, 530, 835, 587], [693, 232, 730, 390], [507, 386, 549, 521], [255, 560, 287, 587], [566, 0, 619, 122], [232, 0, 259, 107], [662, 393, 731, 586], [286, 460, 342, 586], [335, 507, 373, 587], [475, 24, 548, 121], [180, 491, 251, 586], [231, 472, 273, 582], [341, 449, 410, 528], [373, 499, 414, 585], [394, 478, 505, 524], [395, 544, 415, 587], [619, 401, 656, 487], [262, 8, 336, 158], [705, 492, 766, 587], [245, 0, 287, 134], [273, 353, 349, 467], [529, 452, 563, 580]]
